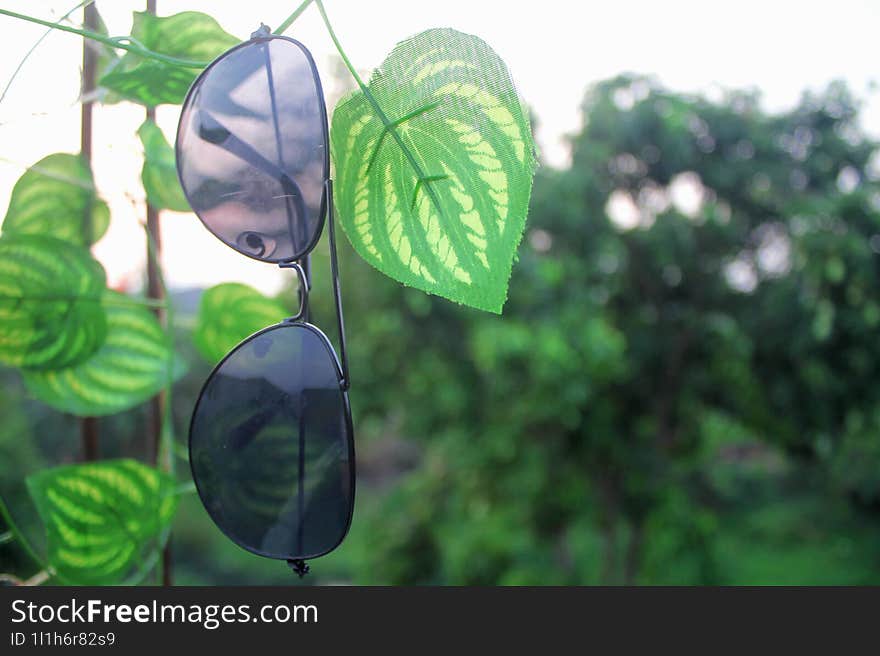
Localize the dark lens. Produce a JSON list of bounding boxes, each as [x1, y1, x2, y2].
[[176, 37, 329, 262], [189, 324, 354, 560]]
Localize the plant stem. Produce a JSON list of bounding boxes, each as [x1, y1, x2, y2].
[[0, 155, 97, 189], [143, 226, 176, 475], [0, 294, 167, 308], [0, 0, 93, 105], [145, 68, 163, 464], [80, 0, 99, 463], [314, 1, 370, 95], [175, 482, 196, 496], [0, 494, 56, 582], [142, 0, 173, 588], [273, 0, 314, 35], [313, 0, 447, 220], [0, 569, 49, 586], [81, 1, 97, 244], [143, 221, 177, 588], [25, 569, 51, 586], [0, 8, 208, 69]]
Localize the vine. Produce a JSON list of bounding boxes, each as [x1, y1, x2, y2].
[[0, 0, 534, 584]]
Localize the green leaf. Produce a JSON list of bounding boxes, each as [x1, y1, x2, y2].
[[100, 60, 196, 107], [0, 234, 107, 370], [193, 283, 288, 364], [99, 11, 238, 107], [331, 29, 537, 313], [26, 459, 178, 585], [93, 5, 121, 82], [138, 119, 189, 211], [24, 291, 185, 416], [1, 153, 110, 245]]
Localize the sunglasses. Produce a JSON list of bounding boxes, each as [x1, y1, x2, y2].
[[176, 26, 354, 578]]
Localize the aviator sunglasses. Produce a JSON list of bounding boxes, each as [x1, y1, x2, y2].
[[176, 25, 354, 577]]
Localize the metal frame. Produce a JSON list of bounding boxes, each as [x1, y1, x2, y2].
[[178, 28, 353, 574], [175, 31, 329, 265], [278, 180, 349, 390], [186, 321, 356, 566], [177, 31, 349, 390]]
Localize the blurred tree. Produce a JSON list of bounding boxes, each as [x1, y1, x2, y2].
[[331, 75, 880, 584], [6, 75, 880, 586]]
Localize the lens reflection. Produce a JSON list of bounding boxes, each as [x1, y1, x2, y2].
[[176, 37, 328, 262], [190, 324, 353, 560]]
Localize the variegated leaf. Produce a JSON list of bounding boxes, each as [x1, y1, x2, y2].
[[331, 28, 536, 313], [26, 459, 178, 585], [193, 283, 288, 364], [99, 11, 238, 107], [2, 153, 110, 245], [0, 234, 107, 370], [139, 119, 189, 211], [23, 291, 185, 416]]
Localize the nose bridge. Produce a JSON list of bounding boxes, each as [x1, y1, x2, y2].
[[279, 260, 310, 322]]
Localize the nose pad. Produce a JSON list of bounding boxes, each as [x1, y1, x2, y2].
[[236, 231, 277, 258]]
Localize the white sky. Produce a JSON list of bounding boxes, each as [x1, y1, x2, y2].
[[1, 0, 879, 294]]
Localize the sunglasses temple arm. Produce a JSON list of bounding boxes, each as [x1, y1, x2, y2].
[[326, 179, 350, 391]]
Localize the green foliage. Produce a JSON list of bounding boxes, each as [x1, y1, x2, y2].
[[92, 5, 120, 81], [99, 11, 237, 107], [138, 119, 189, 212], [193, 283, 288, 364], [23, 291, 184, 417], [5, 4, 879, 587], [325, 76, 880, 585], [0, 234, 107, 370], [26, 459, 177, 584], [2, 153, 109, 245], [831, 407, 880, 505], [331, 28, 536, 313]]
